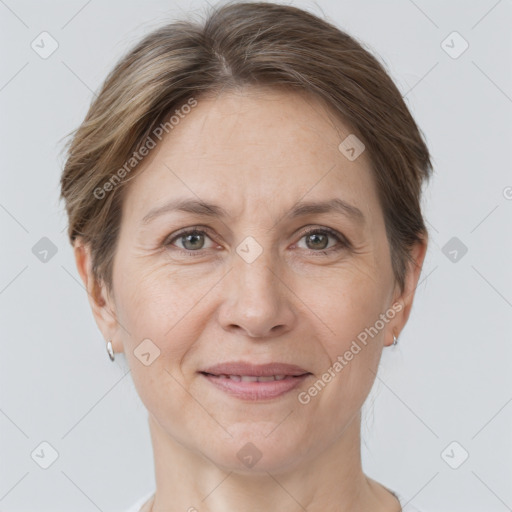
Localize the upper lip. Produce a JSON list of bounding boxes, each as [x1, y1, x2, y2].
[[200, 361, 310, 377]]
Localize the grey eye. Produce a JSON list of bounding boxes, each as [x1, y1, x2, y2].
[[304, 232, 330, 250]]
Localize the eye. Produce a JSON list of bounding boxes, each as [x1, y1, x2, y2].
[[295, 227, 349, 254], [165, 228, 217, 253], [164, 226, 350, 256]]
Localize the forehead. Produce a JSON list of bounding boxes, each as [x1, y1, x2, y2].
[[122, 87, 379, 222]]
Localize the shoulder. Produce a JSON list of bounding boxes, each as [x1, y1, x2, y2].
[[387, 488, 423, 512]]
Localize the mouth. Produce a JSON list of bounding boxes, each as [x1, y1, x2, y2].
[[201, 373, 304, 382], [198, 362, 312, 400]]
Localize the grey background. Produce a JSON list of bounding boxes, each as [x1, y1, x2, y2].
[[1, 0, 511, 510]]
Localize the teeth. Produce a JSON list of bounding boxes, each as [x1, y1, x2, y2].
[[240, 376, 260, 382], [214, 374, 290, 382], [253, 376, 275, 382]]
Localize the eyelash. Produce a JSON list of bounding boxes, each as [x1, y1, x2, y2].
[[164, 225, 350, 257]]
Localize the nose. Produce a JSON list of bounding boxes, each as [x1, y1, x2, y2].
[[216, 245, 296, 339]]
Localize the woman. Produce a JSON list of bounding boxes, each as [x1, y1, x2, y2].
[[60, 2, 432, 511]]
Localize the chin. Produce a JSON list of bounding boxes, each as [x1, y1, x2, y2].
[[204, 425, 310, 475]]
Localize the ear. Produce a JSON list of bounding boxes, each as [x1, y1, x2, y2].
[[73, 237, 123, 354], [385, 234, 428, 346]]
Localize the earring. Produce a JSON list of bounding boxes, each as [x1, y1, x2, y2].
[[106, 339, 115, 361], [392, 334, 398, 346]]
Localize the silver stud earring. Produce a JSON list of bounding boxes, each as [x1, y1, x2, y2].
[[106, 339, 115, 361], [392, 334, 398, 346]]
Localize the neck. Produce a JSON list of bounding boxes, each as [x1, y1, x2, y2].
[[146, 411, 397, 512]]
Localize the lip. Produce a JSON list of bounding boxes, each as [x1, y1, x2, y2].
[[201, 361, 310, 377], [199, 361, 312, 401]]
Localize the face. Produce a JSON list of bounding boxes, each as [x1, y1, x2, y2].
[[78, 87, 425, 474]]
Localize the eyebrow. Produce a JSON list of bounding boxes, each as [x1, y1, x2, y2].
[[141, 197, 365, 225]]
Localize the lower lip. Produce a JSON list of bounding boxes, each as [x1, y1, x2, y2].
[[200, 373, 311, 400]]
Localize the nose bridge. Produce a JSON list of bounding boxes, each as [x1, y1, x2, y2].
[[233, 232, 281, 304], [237, 240, 276, 288]]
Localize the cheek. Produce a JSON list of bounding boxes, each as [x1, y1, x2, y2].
[[318, 263, 390, 343], [113, 260, 221, 375], [114, 267, 203, 423], [115, 257, 203, 334], [307, 266, 390, 405]]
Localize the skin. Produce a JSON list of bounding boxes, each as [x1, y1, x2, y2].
[[74, 86, 427, 512]]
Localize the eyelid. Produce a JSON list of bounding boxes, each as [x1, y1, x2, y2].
[[295, 225, 349, 243], [293, 225, 350, 252], [164, 225, 218, 248]]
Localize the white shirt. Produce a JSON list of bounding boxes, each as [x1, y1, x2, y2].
[[124, 489, 424, 511]]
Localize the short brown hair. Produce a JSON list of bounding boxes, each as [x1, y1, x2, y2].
[[60, 1, 432, 293]]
